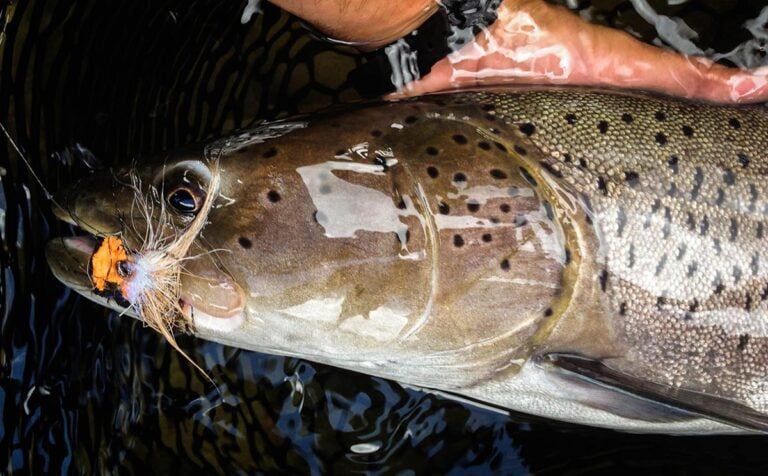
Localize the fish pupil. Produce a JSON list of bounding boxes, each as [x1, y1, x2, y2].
[[168, 188, 198, 213]]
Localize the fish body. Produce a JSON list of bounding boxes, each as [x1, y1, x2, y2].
[[47, 89, 768, 433]]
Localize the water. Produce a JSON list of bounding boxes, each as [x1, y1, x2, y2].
[[2, 0, 768, 473]]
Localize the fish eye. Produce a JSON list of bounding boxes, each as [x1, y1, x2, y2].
[[167, 187, 200, 214]]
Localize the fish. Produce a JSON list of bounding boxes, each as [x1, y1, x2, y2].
[[45, 88, 768, 434]]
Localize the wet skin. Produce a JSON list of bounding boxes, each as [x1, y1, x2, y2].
[[48, 89, 768, 433]]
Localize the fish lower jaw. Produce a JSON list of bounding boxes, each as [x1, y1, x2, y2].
[[182, 298, 245, 334]]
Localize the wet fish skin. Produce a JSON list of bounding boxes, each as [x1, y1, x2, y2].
[[46, 89, 768, 433]]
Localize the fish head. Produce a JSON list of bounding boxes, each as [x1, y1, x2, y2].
[[47, 152, 247, 331]]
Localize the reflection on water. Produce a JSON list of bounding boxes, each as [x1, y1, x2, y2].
[[2, 0, 768, 473]]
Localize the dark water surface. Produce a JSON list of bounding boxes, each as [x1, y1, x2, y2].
[[2, 1, 768, 474]]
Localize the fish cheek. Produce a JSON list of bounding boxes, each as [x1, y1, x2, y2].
[[180, 250, 245, 321]]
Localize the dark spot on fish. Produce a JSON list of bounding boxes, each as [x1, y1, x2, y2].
[[397, 198, 407, 210], [467, 201, 481, 212], [758, 222, 765, 239], [651, 198, 662, 214], [494, 142, 507, 152], [490, 169, 508, 179], [320, 185, 332, 194], [729, 118, 742, 129], [513, 215, 528, 227], [700, 215, 710, 236], [624, 171, 639, 187], [490, 217, 501, 224], [564, 248, 571, 265], [500, 259, 511, 271], [519, 167, 537, 186], [715, 283, 725, 295], [544, 308, 553, 317], [687, 262, 698, 277], [482, 103, 496, 111], [565, 113, 577, 125], [599, 269, 608, 291], [667, 182, 677, 197], [453, 172, 467, 183], [655, 254, 668, 276], [713, 238, 722, 255], [749, 184, 758, 212], [692, 167, 704, 200], [684, 312, 693, 321], [655, 132, 667, 145], [540, 161, 563, 179], [723, 169, 735, 185], [478, 141, 492, 151], [689, 300, 699, 313], [733, 265, 743, 283], [737, 334, 749, 352], [438, 202, 450, 214], [628, 243, 636, 268], [738, 153, 750, 168], [715, 188, 725, 206], [597, 176, 607, 195], [619, 302, 627, 315], [657, 296, 667, 309], [655, 111, 667, 121], [752, 252, 760, 276], [597, 120, 609, 134], [453, 234, 465, 247], [427, 166, 439, 178], [371, 129, 382, 137], [267, 190, 281, 203], [762, 286, 768, 301], [677, 243, 687, 261], [662, 207, 672, 238], [482, 233, 493, 243], [668, 155, 679, 174], [426, 146, 439, 156], [405, 115, 418, 124], [262, 147, 278, 158], [452, 134, 468, 145], [621, 113, 633, 124], [687, 213, 696, 231], [730, 217, 739, 241], [563, 153, 573, 163], [405, 230, 411, 243], [238, 237, 252, 249], [519, 122, 536, 136], [514, 145, 527, 156], [578, 158, 588, 169], [500, 203, 511, 213], [682, 125, 694, 137]]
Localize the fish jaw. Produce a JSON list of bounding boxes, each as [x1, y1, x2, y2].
[[46, 213, 247, 334]]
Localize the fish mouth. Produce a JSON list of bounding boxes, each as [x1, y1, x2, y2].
[[46, 210, 246, 333]]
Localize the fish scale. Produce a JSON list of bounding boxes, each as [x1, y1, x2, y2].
[[468, 90, 768, 413]]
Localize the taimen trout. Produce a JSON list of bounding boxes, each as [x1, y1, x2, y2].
[[46, 89, 768, 433]]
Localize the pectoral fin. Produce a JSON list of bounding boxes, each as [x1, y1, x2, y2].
[[542, 353, 768, 432]]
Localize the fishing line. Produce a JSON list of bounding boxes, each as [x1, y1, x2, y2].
[[0, 120, 62, 206]]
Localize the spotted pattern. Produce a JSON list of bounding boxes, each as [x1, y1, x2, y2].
[[461, 90, 768, 412]]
